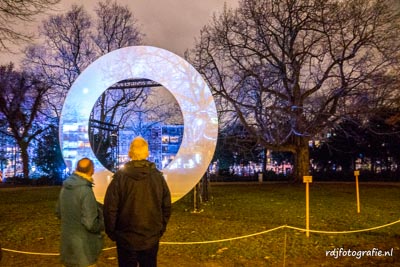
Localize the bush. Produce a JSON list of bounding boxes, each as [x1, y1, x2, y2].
[[3, 175, 63, 186], [3, 176, 31, 185]]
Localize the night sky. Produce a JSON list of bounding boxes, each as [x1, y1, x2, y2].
[[1, 0, 239, 64]]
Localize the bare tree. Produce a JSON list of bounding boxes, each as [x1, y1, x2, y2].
[[89, 0, 144, 140], [190, 0, 400, 181], [121, 87, 183, 137], [92, 0, 143, 54], [21, 2, 181, 174], [90, 83, 182, 168], [25, 5, 94, 118], [25, 2, 144, 119], [0, 64, 51, 179], [0, 0, 60, 51], [90, 1, 145, 163]]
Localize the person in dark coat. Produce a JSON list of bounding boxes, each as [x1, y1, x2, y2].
[[103, 136, 172, 267], [56, 158, 104, 267]]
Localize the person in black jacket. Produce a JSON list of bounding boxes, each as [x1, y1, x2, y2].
[[103, 136, 171, 267]]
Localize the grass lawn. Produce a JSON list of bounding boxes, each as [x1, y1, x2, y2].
[[0, 182, 399, 266]]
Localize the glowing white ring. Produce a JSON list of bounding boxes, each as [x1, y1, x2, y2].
[[59, 46, 218, 203]]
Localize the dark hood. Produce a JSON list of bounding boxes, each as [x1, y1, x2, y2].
[[63, 173, 92, 190], [120, 160, 158, 181]]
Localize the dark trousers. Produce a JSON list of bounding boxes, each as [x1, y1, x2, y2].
[[116, 243, 159, 267]]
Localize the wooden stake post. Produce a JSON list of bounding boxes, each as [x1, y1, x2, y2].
[[354, 170, 360, 213], [303, 175, 312, 237]]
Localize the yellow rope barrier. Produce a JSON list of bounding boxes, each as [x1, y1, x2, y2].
[[1, 248, 59, 256], [2, 219, 400, 256], [286, 218, 400, 234], [160, 225, 286, 245]]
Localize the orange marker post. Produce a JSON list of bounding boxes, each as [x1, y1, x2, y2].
[[303, 175, 312, 237], [354, 170, 360, 213]]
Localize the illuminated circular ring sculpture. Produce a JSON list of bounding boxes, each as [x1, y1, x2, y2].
[[59, 46, 218, 203]]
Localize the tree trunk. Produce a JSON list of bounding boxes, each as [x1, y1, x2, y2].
[[262, 148, 267, 175], [19, 142, 29, 179], [293, 137, 310, 183]]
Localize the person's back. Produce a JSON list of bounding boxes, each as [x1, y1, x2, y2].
[[104, 137, 171, 267], [56, 158, 104, 267]]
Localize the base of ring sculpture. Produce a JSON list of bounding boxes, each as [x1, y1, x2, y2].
[[59, 46, 218, 203]]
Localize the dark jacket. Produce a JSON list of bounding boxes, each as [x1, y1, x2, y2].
[[103, 160, 172, 250], [56, 173, 104, 267]]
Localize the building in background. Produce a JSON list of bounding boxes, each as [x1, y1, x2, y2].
[[0, 129, 26, 178], [116, 124, 184, 170]]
